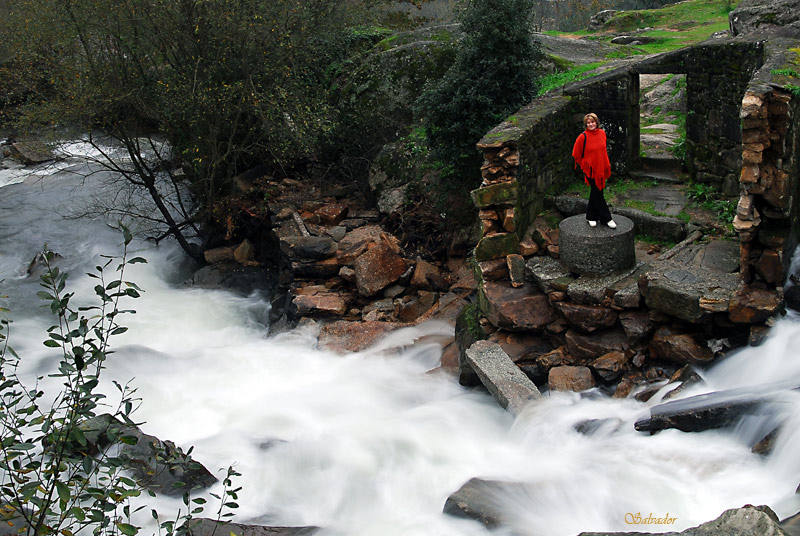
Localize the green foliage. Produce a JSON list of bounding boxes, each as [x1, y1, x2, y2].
[[0, 232, 238, 535], [416, 0, 544, 202], [686, 181, 736, 223], [0, 0, 392, 257], [636, 234, 677, 249], [771, 68, 800, 97], [536, 63, 603, 95]]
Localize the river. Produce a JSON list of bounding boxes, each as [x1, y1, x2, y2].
[[1, 142, 799, 535]]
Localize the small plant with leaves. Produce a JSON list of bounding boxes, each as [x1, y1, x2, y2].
[[0, 228, 239, 535], [686, 181, 736, 224]]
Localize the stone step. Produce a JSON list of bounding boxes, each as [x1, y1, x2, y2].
[[629, 168, 684, 184], [639, 154, 684, 174]]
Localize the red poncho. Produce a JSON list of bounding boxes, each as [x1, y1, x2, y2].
[[572, 128, 611, 190]]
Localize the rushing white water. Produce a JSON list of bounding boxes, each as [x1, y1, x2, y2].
[[2, 147, 800, 535]]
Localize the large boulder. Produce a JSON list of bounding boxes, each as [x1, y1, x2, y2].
[[79, 414, 217, 497], [187, 519, 318, 536], [729, 0, 800, 37], [579, 505, 788, 535], [478, 281, 556, 331], [353, 243, 408, 296]]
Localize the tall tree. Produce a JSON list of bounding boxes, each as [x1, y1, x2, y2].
[[417, 0, 543, 194]]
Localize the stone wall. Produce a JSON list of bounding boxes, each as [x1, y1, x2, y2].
[[476, 95, 575, 245], [734, 39, 800, 287], [562, 69, 639, 176]]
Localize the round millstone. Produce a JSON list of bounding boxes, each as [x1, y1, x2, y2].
[[559, 214, 635, 276]]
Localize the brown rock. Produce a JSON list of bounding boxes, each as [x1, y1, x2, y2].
[[548, 291, 567, 302], [741, 129, 766, 144], [318, 321, 402, 353], [234, 239, 258, 266], [411, 258, 440, 290], [589, 351, 628, 382], [547, 245, 560, 258], [554, 302, 618, 333], [336, 241, 371, 265], [742, 149, 762, 164], [649, 326, 714, 365], [337, 224, 385, 253], [618, 310, 655, 340], [502, 208, 516, 232], [339, 266, 356, 283], [491, 332, 554, 363], [507, 254, 525, 288], [204, 246, 235, 264], [479, 258, 508, 281], [479, 209, 499, 220], [292, 286, 350, 317], [564, 328, 628, 361], [290, 258, 341, 279], [535, 346, 573, 369], [519, 238, 539, 256], [396, 291, 438, 322], [613, 372, 645, 399], [480, 218, 501, 235], [740, 164, 759, 183], [450, 262, 478, 291], [480, 281, 556, 331], [353, 244, 408, 297], [546, 316, 569, 334], [729, 287, 781, 324], [755, 249, 783, 284], [548, 366, 595, 392], [763, 170, 789, 209]]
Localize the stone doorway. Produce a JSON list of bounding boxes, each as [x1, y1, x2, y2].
[[638, 73, 687, 176]]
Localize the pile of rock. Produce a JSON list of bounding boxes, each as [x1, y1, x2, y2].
[[462, 200, 783, 399], [201, 175, 476, 349]]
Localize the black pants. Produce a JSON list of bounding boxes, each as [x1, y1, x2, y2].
[[586, 179, 612, 224]]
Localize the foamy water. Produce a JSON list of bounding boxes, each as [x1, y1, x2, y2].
[[2, 147, 800, 535]]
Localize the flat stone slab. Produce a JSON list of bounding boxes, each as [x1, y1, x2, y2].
[[620, 184, 687, 216], [559, 214, 636, 276], [465, 340, 541, 415], [634, 387, 769, 433], [641, 263, 741, 322], [525, 256, 573, 293], [567, 262, 645, 305]]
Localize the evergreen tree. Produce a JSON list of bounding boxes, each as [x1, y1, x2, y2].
[[418, 0, 542, 188]]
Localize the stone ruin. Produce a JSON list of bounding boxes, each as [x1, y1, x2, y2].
[[463, 7, 799, 401]]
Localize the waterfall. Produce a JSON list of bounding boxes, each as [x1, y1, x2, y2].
[[2, 143, 799, 535]]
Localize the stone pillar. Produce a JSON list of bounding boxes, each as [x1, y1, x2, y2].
[[559, 215, 636, 275]]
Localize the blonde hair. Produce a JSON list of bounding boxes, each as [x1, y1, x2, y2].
[[583, 113, 600, 127]]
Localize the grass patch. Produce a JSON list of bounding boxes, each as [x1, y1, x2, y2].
[[637, 234, 677, 249], [537, 62, 604, 95], [605, 177, 658, 198], [604, 0, 740, 33], [544, 0, 740, 56]]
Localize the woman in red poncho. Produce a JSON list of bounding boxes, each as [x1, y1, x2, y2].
[[572, 113, 616, 229]]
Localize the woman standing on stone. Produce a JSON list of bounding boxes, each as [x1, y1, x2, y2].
[[572, 113, 616, 229]]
